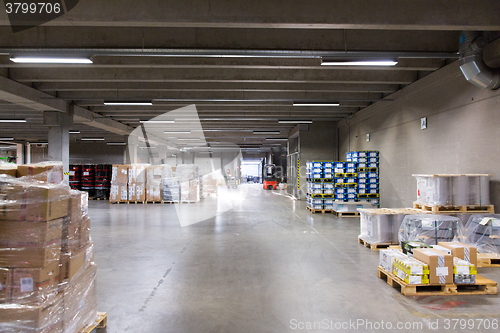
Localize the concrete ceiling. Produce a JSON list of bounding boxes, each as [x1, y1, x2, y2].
[[0, 1, 499, 151]]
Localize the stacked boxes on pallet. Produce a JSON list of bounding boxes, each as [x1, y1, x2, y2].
[[347, 151, 380, 207], [0, 168, 97, 332], [177, 164, 200, 203], [334, 161, 358, 202], [146, 165, 171, 202], [110, 165, 128, 203], [306, 161, 335, 210], [69, 165, 82, 190], [128, 164, 149, 202]]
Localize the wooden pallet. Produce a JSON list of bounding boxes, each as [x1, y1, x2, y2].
[[478, 253, 500, 267], [109, 201, 128, 204], [335, 211, 360, 218], [80, 312, 107, 333], [377, 266, 497, 296], [358, 237, 393, 250], [306, 206, 333, 214], [180, 201, 200, 204], [413, 202, 495, 213], [378, 266, 455, 296]]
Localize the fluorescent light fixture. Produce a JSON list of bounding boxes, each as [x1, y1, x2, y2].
[[0, 146, 16, 149], [140, 146, 157, 149], [265, 138, 288, 141], [0, 137, 14, 141], [164, 131, 191, 134], [178, 138, 200, 141], [321, 60, 398, 66], [35, 142, 48, 145], [81, 138, 105, 141], [278, 120, 313, 124], [293, 103, 340, 107], [0, 119, 26, 123], [107, 142, 127, 146], [253, 131, 280, 135], [105, 102, 153, 106], [69, 130, 80, 134], [187, 143, 207, 146], [10, 57, 92, 64], [140, 120, 175, 124]]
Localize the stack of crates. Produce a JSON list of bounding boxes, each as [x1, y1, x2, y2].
[[306, 161, 335, 210], [334, 161, 358, 202], [347, 151, 380, 206]]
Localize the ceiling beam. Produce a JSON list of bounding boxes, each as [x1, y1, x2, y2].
[[1, 0, 498, 30], [34, 82, 400, 94], [9, 67, 417, 84], [0, 75, 133, 136]]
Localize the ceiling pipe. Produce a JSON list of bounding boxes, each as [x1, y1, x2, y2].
[[459, 31, 500, 90]]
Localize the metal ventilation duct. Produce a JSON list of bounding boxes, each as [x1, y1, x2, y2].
[[459, 31, 500, 90]]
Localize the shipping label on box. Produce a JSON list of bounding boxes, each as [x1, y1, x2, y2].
[[11, 261, 60, 304]]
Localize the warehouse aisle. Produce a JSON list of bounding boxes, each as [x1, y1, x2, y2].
[[89, 184, 500, 333]]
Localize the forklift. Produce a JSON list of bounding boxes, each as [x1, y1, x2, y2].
[[263, 164, 277, 190]]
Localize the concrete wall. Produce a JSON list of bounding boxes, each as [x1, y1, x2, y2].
[[337, 61, 500, 209], [69, 142, 125, 164], [299, 121, 337, 197]]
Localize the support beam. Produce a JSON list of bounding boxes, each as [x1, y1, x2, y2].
[[0, 1, 499, 30], [9, 67, 418, 84], [0, 75, 133, 135]]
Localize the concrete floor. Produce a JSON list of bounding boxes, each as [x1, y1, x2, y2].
[[89, 184, 500, 333]]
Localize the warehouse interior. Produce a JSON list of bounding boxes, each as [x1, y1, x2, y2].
[[1, 2, 500, 333]]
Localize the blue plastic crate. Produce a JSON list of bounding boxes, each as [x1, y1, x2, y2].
[[323, 189, 334, 194], [367, 151, 379, 157], [323, 198, 334, 205], [335, 187, 346, 194], [345, 177, 357, 183], [334, 168, 345, 173], [312, 168, 323, 174], [358, 188, 379, 194], [358, 172, 368, 179], [367, 157, 379, 163], [357, 183, 379, 189], [346, 187, 357, 194], [323, 168, 333, 173], [312, 162, 323, 168], [335, 193, 347, 200], [311, 183, 322, 189], [367, 172, 379, 179], [323, 183, 334, 190], [345, 162, 357, 168], [323, 162, 334, 168], [357, 162, 379, 168], [345, 168, 356, 173], [334, 162, 345, 169], [323, 173, 333, 179]]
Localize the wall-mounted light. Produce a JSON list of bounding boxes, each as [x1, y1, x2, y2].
[[0, 119, 26, 123], [69, 130, 80, 134], [321, 60, 398, 66], [293, 103, 340, 107], [278, 120, 313, 124], [254, 131, 281, 135], [0, 137, 14, 141], [105, 102, 152, 106], [107, 142, 127, 146], [81, 138, 105, 141], [140, 120, 175, 124]]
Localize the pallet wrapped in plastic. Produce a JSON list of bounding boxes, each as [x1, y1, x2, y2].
[[0, 174, 97, 333], [463, 214, 500, 254], [175, 164, 199, 180], [398, 214, 463, 246], [358, 208, 403, 244], [17, 162, 64, 184], [146, 164, 172, 184]]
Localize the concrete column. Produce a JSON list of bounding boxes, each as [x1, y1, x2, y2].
[[25, 143, 31, 164], [158, 145, 167, 164], [16, 144, 24, 165], [43, 111, 72, 183], [126, 135, 138, 164]]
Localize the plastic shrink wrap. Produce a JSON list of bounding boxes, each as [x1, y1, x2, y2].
[[0, 170, 97, 333], [463, 214, 500, 254], [398, 214, 463, 246]]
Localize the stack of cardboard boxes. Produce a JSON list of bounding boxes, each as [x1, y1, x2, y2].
[[128, 164, 149, 202], [110, 165, 128, 203], [0, 175, 97, 332], [146, 165, 172, 202], [177, 164, 200, 203]]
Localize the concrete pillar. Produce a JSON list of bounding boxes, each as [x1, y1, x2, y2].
[[16, 144, 24, 165], [43, 112, 72, 183], [25, 143, 30, 164], [157, 145, 167, 164], [126, 136, 138, 164]]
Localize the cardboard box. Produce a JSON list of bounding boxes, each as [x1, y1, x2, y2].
[[438, 242, 478, 267], [79, 215, 91, 249], [0, 164, 17, 177], [128, 164, 149, 184], [62, 263, 97, 333], [59, 243, 94, 282], [111, 164, 128, 184], [0, 294, 63, 333], [413, 248, 453, 284], [128, 183, 136, 201], [0, 218, 63, 268], [146, 184, 161, 201], [62, 216, 81, 255], [379, 249, 407, 273], [430, 245, 452, 255], [110, 184, 128, 202], [188, 185, 200, 202], [11, 262, 60, 304], [17, 162, 63, 184], [0, 267, 11, 303], [135, 183, 146, 202], [68, 190, 88, 224], [0, 182, 69, 222]]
